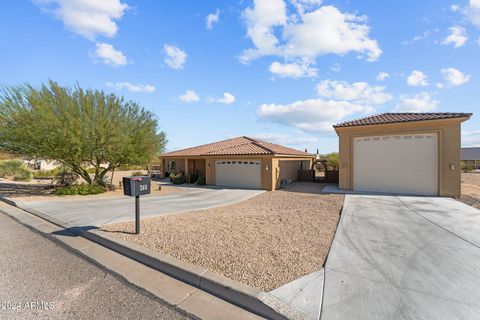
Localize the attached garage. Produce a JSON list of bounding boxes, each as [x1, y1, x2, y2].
[[334, 112, 472, 197], [161, 136, 314, 190], [215, 160, 262, 189]]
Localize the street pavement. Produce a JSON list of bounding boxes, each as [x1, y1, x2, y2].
[[321, 194, 480, 320], [0, 212, 191, 320]]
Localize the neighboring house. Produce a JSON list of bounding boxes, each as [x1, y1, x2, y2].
[[334, 112, 472, 197], [161, 136, 314, 190], [461, 147, 480, 170], [23, 159, 61, 171]]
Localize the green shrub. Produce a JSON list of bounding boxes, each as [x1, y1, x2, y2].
[[196, 175, 206, 185], [0, 160, 24, 177], [169, 173, 186, 184], [462, 161, 475, 173], [130, 171, 146, 176], [32, 167, 63, 178], [53, 183, 105, 196], [118, 165, 145, 171], [13, 167, 33, 181]]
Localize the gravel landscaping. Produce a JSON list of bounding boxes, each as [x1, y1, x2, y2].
[[102, 182, 344, 291], [459, 173, 480, 210]]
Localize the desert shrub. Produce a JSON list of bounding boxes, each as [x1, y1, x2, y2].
[[130, 171, 146, 176], [169, 173, 186, 184], [118, 165, 145, 171], [324, 153, 339, 171], [196, 175, 206, 185], [32, 167, 63, 178], [13, 167, 33, 181], [0, 160, 24, 177], [53, 183, 105, 196], [53, 171, 80, 186], [462, 161, 475, 173]]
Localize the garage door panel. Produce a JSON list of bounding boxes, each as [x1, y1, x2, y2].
[[353, 134, 438, 196], [215, 160, 262, 189]]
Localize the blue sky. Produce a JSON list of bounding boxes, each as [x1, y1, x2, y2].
[[1, 0, 479, 153]]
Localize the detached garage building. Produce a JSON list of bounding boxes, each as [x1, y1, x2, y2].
[[334, 112, 472, 197], [161, 136, 314, 190]]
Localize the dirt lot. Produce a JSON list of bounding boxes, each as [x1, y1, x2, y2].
[[102, 182, 344, 291], [459, 173, 480, 209], [0, 180, 182, 202]]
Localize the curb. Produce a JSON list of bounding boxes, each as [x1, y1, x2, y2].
[[0, 195, 311, 320]]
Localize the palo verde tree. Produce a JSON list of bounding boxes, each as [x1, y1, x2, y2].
[[0, 80, 167, 186]]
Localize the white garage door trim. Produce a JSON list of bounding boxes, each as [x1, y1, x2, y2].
[[215, 159, 262, 189], [353, 133, 438, 196]]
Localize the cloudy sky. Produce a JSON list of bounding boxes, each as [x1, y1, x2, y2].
[[1, 0, 479, 152]]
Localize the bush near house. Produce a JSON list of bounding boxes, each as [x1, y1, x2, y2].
[[169, 173, 186, 185], [0, 160, 33, 181], [53, 183, 105, 196], [462, 161, 475, 173]]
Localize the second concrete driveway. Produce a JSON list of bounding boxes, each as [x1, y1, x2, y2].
[[15, 187, 264, 228], [321, 194, 480, 320]]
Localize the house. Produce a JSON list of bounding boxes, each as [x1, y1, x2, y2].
[[23, 159, 61, 171], [334, 112, 472, 197], [461, 147, 480, 170], [161, 136, 315, 190]]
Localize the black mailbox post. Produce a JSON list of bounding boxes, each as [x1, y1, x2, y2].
[[123, 176, 151, 234]]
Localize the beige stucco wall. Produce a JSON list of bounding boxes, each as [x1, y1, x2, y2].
[[277, 159, 311, 187], [162, 155, 314, 191], [336, 118, 468, 197]]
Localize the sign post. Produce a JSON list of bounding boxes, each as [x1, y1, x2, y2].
[[123, 176, 151, 234]]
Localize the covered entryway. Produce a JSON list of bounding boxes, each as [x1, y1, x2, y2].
[[215, 159, 262, 189], [353, 133, 438, 195]]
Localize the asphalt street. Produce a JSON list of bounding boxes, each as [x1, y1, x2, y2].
[[0, 212, 191, 320]]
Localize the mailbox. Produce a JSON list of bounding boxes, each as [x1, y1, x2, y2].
[[123, 176, 151, 197]]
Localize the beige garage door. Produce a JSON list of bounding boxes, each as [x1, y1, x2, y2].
[[215, 160, 262, 189], [353, 133, 438, 196]]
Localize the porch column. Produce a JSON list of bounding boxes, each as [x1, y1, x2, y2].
[[184, 158, 189, 175]]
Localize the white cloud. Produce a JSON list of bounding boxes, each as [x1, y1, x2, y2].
[[441, 67, 471, 86], [451, 4, 460, 12], [240, 1, 381, 65], [464, 0, 480, 28], [376, 72, 390, 81], [441, 26, 467, 48], [316, 79, 392, 105], [91, 42, 127, 66], [206, 9, 220, 30], [214, 92, 236, 105], [34, 0, 129, 40], [269, 61, 317, 78], [257, 98, 373, 133], [164, 45, 187, 70], [106, 82, 155, 93], [406, 70, 429, 87], [394, 92, 438, 112], [240, 0, 287, 62], [178, 90, 200, 103], [253, 133, 318, 146]]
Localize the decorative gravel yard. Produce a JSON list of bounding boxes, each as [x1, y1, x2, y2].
[[459, 173, 480, 210], [101, 182, 344, 291]]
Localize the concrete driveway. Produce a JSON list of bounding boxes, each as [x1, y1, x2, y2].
[[15, 187, 264, 228], [321, 194, 480, 320]]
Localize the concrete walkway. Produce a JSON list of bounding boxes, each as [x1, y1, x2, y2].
[[14, 187, 264, 228], [321, 194, 480, 320]]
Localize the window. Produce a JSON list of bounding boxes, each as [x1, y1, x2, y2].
[[168, 161, 176, 170]]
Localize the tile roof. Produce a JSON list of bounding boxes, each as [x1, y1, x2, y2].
[[162, 136, 313, 157], [462, 147, 480, 160], [334, 112, 472, 128]]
